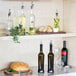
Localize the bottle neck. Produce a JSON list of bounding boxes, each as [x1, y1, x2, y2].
[[21, 9, 24, 15], [50, 43, 52, 52], [31, 9, 33, 14], [8, 9, 12, 20], [21, 4, 25, 16], [56, 13, 58, 18], [40, 44, 43, 52], [63, 41, 66, 48], [30, 1, 34, 14]]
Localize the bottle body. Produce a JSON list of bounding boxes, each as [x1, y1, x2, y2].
[[13, 15, 26, 35], [18, 15, 26, 35], [38, 52, 44, 73], [61, 41, 68, 66], [48, 42, 54, 73], [29, 13, 35, 35], [53, 11, 60, 32], [38, 44, 44, 73], [48, 52, 54, 73]]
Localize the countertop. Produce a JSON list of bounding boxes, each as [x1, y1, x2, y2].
[[0, 66, 76, 76]]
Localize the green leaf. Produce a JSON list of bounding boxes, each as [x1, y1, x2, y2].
[[9, 26, 20, 43], [8, 68, 18, 72]]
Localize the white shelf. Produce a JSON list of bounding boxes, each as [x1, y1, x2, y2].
[[0, 33, 76, 40]]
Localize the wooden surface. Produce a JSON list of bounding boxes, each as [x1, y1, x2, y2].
[[36, 31, 66, 34], [2, 68, 32, 76]]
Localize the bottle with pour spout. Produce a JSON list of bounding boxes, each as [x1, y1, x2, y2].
[[12, 3, 26, 35], [53, 10, 60, 32], [7, 9, 12, 35], [18, 3, 26, 35], [29, 1, 35, 35]]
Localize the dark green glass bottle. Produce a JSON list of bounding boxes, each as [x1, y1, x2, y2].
[[38, 43, 44, 73], [48, 42, 54, 73]]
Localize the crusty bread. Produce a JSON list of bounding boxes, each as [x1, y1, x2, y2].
[[36, 25, 53, 33], [9, 62, 30, 72]]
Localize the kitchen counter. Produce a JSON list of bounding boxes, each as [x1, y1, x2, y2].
[[0, 66, 76, 76]]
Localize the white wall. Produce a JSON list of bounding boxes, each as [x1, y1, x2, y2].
[[0, 0, 64, 69], [64, 0, 76, 67], [0, 0, 63, 30], [64, 0, 76, 33]]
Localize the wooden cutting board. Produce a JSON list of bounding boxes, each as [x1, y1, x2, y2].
[[1, 68, 32, 76], [36, 31, 66, 34]]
